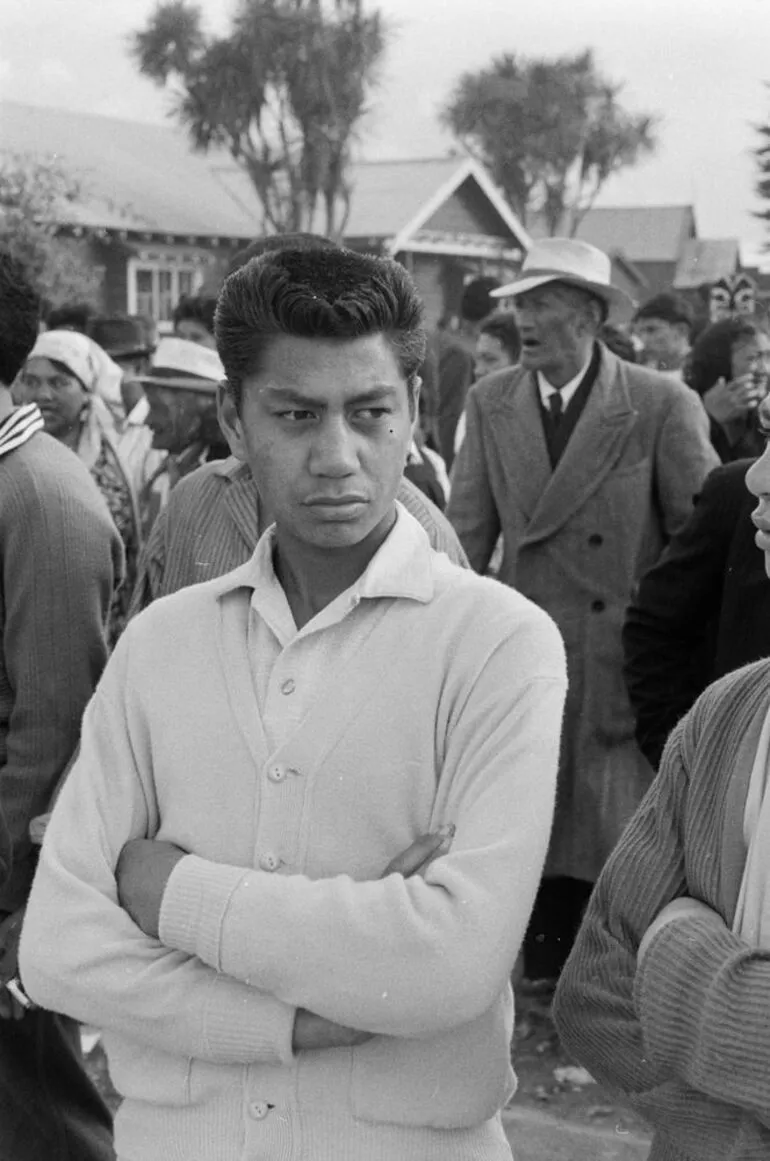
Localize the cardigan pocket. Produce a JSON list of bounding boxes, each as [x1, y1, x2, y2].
[[101, 1032, 192, 1107], [348, 990, 515, 1129]]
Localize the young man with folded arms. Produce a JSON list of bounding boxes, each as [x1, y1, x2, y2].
[[21, 248, 566, 1161]]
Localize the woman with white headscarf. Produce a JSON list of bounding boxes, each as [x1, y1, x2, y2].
[[13, 330, 140, 642]]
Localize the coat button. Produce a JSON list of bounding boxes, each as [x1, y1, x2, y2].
[[588, 533, 603, 546], [281, 678, 295, 695], [591, 599, 606, 613], [249, 1100, 271, 1120], [259, 853, 280, 872], [268, 764, 287, 783]]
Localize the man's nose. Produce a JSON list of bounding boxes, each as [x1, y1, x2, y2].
[[310, 416, 358, 475], [746, 449, 770, 499]]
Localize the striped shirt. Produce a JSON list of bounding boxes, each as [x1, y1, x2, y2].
[[129, 456, 468, 616], [0, 403, 44, 459]]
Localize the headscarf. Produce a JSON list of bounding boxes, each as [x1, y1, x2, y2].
[[24, 330, 120, 469]]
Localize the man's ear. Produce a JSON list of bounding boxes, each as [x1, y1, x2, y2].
[[216, 381, 248, 463]]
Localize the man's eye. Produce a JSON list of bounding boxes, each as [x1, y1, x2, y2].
[[356, 408, 391, 420], [277, 409, 315, 422]]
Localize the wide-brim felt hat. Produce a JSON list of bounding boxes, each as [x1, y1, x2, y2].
[[136, 336, 224, 395], [491, 238, 636, 322]]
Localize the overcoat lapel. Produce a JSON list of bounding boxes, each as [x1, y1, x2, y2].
[[485, 372, 553, 523], [520, 351, 637, 547]]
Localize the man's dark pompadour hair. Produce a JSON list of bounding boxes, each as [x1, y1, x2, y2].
[[216, 248, 427, 410], [0, 251, 41, 388]]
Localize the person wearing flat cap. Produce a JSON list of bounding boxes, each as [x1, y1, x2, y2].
[[132, 337, 230, 536], [447, 238, 720, 982]]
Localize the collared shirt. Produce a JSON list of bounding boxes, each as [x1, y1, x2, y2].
[[536, 351, 593, 411], [245, 504, 433, 750]]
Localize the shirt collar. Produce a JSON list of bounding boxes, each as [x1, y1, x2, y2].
[[218, 500, 436, 614], [536, 348, 594, 410]]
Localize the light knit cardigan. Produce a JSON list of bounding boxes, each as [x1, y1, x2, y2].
[[553, 658, 770, 1161], [21, 510, 566, 1161]]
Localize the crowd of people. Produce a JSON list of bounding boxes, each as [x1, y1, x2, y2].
[[2, 225, 770, 1161]]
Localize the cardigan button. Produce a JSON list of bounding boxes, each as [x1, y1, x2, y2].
[[248, 1100, 272, 1120], [281, 678, 296, 695], [259, 853, 280, 872], [268, 764, 287, 783], [591, 599, 606, 613], [588, 533, 603, 547]]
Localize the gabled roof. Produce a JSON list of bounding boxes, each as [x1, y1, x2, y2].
[[529, 205, 698, 264], [346, 156, 529, 250], [673, 238, 740, 288]]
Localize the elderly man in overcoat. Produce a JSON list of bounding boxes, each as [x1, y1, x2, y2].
[[447, 238, 719, 980]]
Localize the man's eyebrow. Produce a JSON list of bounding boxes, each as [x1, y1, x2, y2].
[[261, 384, 398, 406]]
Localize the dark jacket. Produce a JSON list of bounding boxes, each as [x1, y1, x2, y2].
[[623, 459, 770, 768]]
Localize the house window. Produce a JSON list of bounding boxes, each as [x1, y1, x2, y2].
[[128, 260, 205, 330]]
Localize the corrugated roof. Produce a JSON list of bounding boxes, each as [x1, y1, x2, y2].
[[673, 238, 740, 288], [0, 103, 486, 245], [0, 101, 261, 237], [343, 157, 469, 238], [529, 205, 697, 263]]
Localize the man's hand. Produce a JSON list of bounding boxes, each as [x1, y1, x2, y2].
[[702, 374, 762, 425], [637, 896, 720, 965], [292, 824, 456, 1052], [0, 908, 32, 1020], [380, 823, 455, 879], [292, 1008, 375, 1052], [116, 839, 187, 939]]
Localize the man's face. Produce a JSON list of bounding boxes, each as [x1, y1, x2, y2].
[[175, 319, 217, 350], [635, 317, 686, 365], [746, 394, 770, 576], [732, 333, 770, 393], [219, 333, 415, 550], [143, 384, 210, 453], [511, 284, 594, 379], [474, 333, 513, 380]]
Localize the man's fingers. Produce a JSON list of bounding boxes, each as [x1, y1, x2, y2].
[[381, 824, 455, 878]]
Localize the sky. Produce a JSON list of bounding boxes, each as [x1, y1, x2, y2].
[[3, 0, 770, 259]]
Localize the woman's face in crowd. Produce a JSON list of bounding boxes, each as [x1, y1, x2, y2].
[[474, 334, 513, 380], [13, 357, 89, 438], [731, 333, 770, 396]]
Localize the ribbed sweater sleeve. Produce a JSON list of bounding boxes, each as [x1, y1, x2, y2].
[[159, 621, 566, 1038], [635, 908, 770, 1126], [20, 629, 295, 1067], [553, 675, 770, 1159], [0, 445, 119, 905]]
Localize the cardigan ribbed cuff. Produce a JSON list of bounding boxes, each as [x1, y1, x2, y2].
[[201, 970, 295, 1066], [161, 855, 295, 1067], [633, 911, 737, 1078], [160, 853, 247, 969]]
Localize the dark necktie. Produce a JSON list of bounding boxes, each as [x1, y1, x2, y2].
[[548, 390, 564, 428]]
